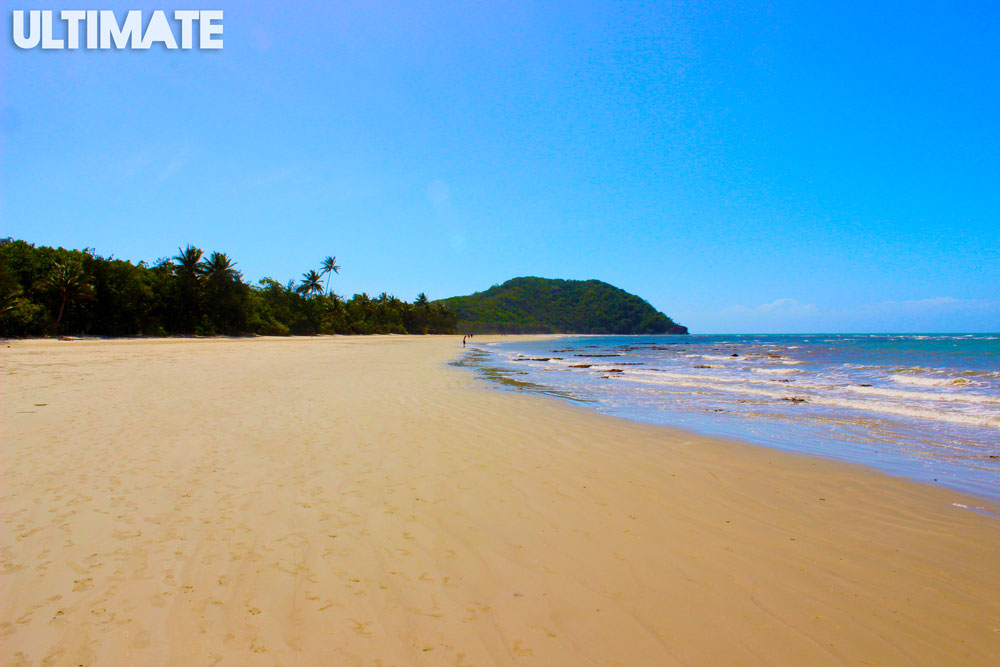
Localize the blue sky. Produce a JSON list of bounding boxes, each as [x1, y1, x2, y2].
[[2, 1, 998, 332]]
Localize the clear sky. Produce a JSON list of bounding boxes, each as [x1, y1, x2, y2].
[[2, 1, 998, 332]]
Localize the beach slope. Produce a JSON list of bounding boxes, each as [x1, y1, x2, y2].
[[2, 336, 998, 665]]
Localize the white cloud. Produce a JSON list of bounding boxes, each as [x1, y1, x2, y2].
[[899, 296, 961, 308], [121, 154, 152, 178], [682, 295, 999, 333], [157, 155, 185, 182], [722, 297, 818, 317], [858, 296, 997, 315], [426, 179, 450, 207], [250, 166, 297, 187]]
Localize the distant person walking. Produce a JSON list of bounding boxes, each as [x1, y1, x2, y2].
[[462, 335, 467, 347]]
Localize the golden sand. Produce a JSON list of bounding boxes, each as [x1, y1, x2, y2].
[[2, 336, 999, 665]]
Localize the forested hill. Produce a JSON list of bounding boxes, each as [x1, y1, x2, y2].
[[436, 277, 688, 335]]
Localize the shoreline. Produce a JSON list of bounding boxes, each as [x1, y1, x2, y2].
[[3, 335, 999, 664], [459, 361, 1000, 515], [464, 333, 1000, 505]]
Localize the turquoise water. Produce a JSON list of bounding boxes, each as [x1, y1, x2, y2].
[[459, 334, 1000, 502]]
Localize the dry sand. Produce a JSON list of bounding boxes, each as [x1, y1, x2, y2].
[[2, 335, 999, 666]]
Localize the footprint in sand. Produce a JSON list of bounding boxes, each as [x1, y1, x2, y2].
[[132, 628, 151, 649], [40, 648, 67, 664], [349, 619, 372, 637], [511, 641, 534, 657]]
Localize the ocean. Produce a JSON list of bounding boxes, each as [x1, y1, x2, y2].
[[456, 334, 1000, 502]]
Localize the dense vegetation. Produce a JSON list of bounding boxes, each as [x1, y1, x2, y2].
[[0, 239, 457, 337], [437, 277, 688, 334]]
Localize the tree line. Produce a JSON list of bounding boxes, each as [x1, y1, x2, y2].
[[0, 239, 457, 337]]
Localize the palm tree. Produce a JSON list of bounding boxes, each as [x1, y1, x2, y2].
[[320, 256, 340, 294], [202, 251, 237, 282], [40, 260, 95, 330], [297, 270, 324, 298], [0, 284, 27, 319], [173, 245, 204, 280]]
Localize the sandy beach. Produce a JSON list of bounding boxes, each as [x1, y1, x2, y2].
[[2, 335, 999, 666]]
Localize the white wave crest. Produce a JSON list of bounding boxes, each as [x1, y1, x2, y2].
[[617, 373, 1000, 429], [892, 374, 972, 388]]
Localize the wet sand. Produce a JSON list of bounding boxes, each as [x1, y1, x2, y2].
[[2, 336, 999, 665]]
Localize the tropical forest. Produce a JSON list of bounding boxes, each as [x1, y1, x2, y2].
[[437, 277, 687, 334], [0, 239, 457, 337]]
